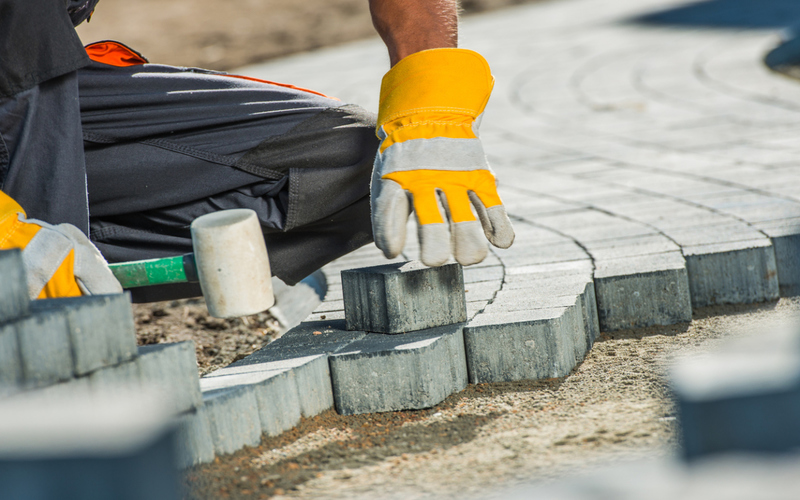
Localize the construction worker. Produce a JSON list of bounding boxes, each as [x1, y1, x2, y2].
[[0, 0, 514, 302]]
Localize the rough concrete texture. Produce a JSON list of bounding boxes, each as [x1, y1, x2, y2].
[[771, 232, 800, 296], [202, 385, 262, 455], [14, 309, 73, 388], [683, 240, 780, 308], [175, 406, 216, 468], [342, 261, 466, 334], [329, 323, 468, 415], [88, 360, 140, 393], [0, 250, 29, 324], [0, 322, 23, 396], [30, 294, 137, 376], [137, 342, 202, 415]]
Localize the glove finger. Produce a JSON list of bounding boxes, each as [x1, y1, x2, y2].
[[438, 188, 487, 266], [451, 220, 488, 266], [468, 191, 515, 249], [57, 223, 123, 294], [372, 178, 410, 259], [418, 220, 450, 267]]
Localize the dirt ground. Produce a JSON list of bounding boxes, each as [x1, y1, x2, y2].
[[182, 297, 800, 500], [76, 0, 542, 71]]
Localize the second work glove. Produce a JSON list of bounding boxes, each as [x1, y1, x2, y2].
[[371, 48, 515, 266], [0, 191, 122, 299]]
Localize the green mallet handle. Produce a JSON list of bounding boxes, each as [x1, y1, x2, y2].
[[108, 253, 199, 288]]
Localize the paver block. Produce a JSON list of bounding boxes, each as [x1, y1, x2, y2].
[[88, 360, 140, 393], [201, 365, 302, 437], [342, 261, 466, 333], [15, 309, 73, 388], [0, 322, 22, 397], [671, 332, 800, 459], [0, 250, 29, 324], [0, 390, 179, 500], [31, 294, 136, 375], [329, 323, 467, 415], [683, 239, 779, 307], [202, 386, 262, 455], [216, 320, 366, 420], [772, 233, 800, 296], [464, 283, 596, 384], [138, 342, 202, 415], [175, 405, 215, 468], [594, 252, 693, 331]]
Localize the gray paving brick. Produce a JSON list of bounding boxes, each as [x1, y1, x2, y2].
[[212, 321, 366, 422], [329, 323, 467, 415], [0, 322, 23, 396], [463, 280, 503, 301], [202, 386, 262, 455], [594, 252, 693, 331], [464, 305, 585, 383], [201, 366, 302, 437], [0, 250, 29, 324], [175, 405, 215, 468], [671, 335, 800, 459], [15, 309, 73, 388], [683, 239, 780, 307], [88, 360, 140, 393], [30, 294, 136, 376], [463, 265, 505, 284], [342, 261, 466, 333], [137, 342, 202, 415], [772, 233, 800, 296]]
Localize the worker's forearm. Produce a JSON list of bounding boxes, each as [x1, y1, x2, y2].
[[369, 0, 458, 67]]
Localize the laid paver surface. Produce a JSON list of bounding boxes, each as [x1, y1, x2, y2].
[[183, 0, 800, 492]]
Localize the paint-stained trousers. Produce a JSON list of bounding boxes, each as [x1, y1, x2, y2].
[[0, 59, 378, 301]]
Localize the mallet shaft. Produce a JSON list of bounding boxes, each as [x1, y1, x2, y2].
[[108, 253, 198, 288]]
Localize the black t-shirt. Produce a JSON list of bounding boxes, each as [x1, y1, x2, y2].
[[0, 0, 91, 97]]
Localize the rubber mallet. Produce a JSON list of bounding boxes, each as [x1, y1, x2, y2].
[[108, 209, 273, 318]]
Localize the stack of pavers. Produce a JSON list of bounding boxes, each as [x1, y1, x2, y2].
[[0, 244, 600, 466], [0, 249, 209, 468]]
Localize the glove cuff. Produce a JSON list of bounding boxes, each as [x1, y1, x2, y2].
[[377, 48, 494, 127]]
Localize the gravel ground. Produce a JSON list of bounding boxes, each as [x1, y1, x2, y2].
[[182, 297, 800, 500], [134, 299, 282, 377]]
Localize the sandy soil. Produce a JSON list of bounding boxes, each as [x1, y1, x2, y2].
[[183, 297, 800, 500], [76, 0, 541, 71]]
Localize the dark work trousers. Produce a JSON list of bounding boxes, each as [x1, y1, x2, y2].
[[3, 59, 378, 302], [79, 60, 379, 301], [0, 72, 90, 234]]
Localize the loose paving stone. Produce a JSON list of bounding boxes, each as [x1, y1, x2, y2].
[[137, 342, 202, 415], [30, 294, 137, 376], [0, 390, 179, 500], [175, 406, 215, 468], [342, 261, 466, 334], [14, 309, 73, 388], [0, 322, 23, 397], [594, 252, 693, 330], [671, 328, 800, 460], [683, 239, 780, 307], [329, 323, 467, 415], [202, 385, 262, 455], [0, 250, 29, 324]]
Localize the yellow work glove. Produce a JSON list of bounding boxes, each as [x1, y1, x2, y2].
[[371, 48, 515, 266], [0, 191, 122, 299]]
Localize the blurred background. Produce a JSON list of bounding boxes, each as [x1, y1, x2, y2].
[[75, 0, 543, 71]]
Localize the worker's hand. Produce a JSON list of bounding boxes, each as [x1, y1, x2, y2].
[[0, 191, 122, 299], [371, 48, 515, 266]]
